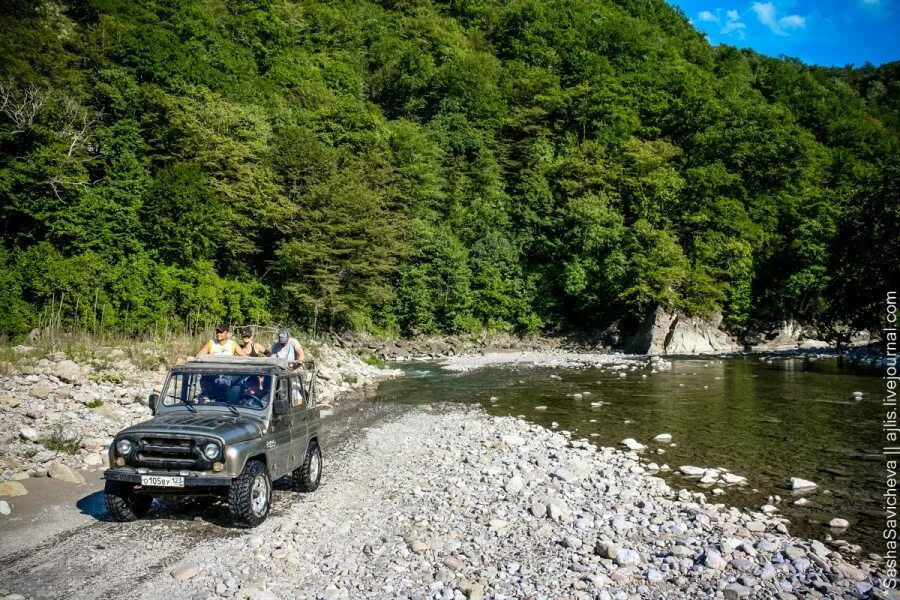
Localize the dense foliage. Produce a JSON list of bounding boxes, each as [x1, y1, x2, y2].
[[1, 0, 897, 339]]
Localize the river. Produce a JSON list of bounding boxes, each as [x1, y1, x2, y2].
[[372, 353, 884, 554]]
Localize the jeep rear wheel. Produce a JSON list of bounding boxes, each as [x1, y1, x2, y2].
[[291, 441, 322, 493], [104, 481, 153, 522], [228, 460, 271, 528]]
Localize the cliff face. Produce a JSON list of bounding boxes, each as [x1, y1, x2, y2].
[[624, 308, 741, 356]]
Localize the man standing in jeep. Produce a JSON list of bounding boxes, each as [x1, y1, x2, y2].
[[271, 328, 305, 362], [197, 324, 249, 357]]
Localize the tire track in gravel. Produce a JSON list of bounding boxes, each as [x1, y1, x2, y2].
[[0, 398, 412, 600]]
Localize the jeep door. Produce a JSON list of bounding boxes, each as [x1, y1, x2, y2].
[[268, 377, 293, 479], [288, 374, 310, 470]]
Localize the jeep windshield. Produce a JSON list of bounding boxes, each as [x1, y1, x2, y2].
[[161, 371, 273, 412]]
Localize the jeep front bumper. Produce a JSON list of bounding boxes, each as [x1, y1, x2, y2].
[[103, 469, 232, 487]]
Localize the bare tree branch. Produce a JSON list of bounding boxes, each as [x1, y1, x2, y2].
[[60, 98, 103, 157], [0, 81, 49, 131]]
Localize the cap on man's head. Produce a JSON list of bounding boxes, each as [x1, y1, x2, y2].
[[242, 327, 253, 337], [278, 329, 290, 341], [216, 324, 229, 333]]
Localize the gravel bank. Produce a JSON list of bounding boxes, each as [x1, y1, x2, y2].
[[65, 405, 888, 600], [0, 346, 400, 483], [439, 351, 651, 373]]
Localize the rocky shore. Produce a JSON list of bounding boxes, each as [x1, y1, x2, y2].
[[0, 343, 400, 495], [74, 405, 889, 600], [334, 317, 881, 362]]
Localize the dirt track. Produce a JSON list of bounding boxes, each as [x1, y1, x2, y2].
[[0, 399, 410, 600]]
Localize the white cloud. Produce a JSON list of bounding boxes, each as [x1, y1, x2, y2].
[[697, 7, 748, 39], [752, 2, 780, 30], [779, 14, 806, 28], [722, 20, 747, 34], [752, 2, 807, 35]]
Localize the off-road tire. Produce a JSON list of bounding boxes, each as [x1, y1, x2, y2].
[[228, 460, 271, 528], [104, 480, 153, 522], [291, 441, 322, 493]]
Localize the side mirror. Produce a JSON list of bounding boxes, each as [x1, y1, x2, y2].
[[273, 398, 288, 416], [148, 393, 159, 415]]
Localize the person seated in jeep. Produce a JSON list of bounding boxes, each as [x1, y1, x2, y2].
[[193, 375, 217, 404], [235, 375, 267, 408]]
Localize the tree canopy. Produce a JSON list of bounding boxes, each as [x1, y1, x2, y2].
[[0, 0, 897, 338]]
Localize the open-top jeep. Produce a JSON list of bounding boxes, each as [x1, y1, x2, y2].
[[103, 356, 322, 527]]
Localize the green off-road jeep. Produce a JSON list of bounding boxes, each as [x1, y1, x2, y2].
[[103, 356, 322, 527]]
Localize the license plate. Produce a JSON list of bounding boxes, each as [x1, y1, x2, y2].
[[141, 475, 184, 488]]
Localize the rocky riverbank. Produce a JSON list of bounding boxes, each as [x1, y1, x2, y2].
[[0, 343, 400, 495], [333, 317, 880, 362], [61, 405, 890, 600]]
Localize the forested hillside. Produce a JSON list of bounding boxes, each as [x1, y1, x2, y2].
[[1, 0, 897, 339]]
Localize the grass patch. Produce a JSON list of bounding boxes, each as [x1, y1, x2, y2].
[[360, 353, 385, 368], [89, 372, 125, 384], [344, 373, 358, 384], [42, 423, 83, 454], [85, 399, 104, 408]]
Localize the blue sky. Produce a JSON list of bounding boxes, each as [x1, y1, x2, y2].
[[667, 0, 899, 66]]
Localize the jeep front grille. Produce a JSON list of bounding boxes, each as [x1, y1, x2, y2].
[[128, 436, 213, 471]]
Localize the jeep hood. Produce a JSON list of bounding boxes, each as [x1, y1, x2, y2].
[[118, 412, 264, 445]]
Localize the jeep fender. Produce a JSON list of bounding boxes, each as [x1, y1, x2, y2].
[[225, 439, 269, 478]]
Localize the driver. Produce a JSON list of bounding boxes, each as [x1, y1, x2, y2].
[[237, 376, 265, 407]]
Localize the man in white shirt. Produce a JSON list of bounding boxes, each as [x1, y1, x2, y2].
[[270, 329, 305, 362]]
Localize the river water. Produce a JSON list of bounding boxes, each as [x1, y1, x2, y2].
[[372, 354, 884, 554]]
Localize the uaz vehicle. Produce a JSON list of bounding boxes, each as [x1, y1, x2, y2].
[[103, 356, 322, 527]]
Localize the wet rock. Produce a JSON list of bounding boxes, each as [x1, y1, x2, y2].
[[828, 518, 849, 528], [789, 477, 817, 491], [620, 438, 646, 451], [679, 466, 705, 477]]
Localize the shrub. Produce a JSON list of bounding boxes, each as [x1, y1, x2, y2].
[[42, 424, 83, 454]]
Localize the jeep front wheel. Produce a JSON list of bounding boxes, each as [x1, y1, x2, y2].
[[104, 481, 153, 522], [291, 441, 322, 493], [228, 460, 271, 528]]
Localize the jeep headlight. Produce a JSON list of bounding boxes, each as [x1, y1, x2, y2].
[[116, 439, 134, 456], [203, 443, 221, 460]]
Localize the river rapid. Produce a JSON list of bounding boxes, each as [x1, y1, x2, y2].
[[373, 353, 885, 554]]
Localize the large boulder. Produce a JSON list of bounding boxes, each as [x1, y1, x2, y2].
[[623, 307, 740, 356], [53, 360, 84, 383], [48, 461, 86, 484], [30, 380, 55, 399], [0, 481, 28, 497]]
